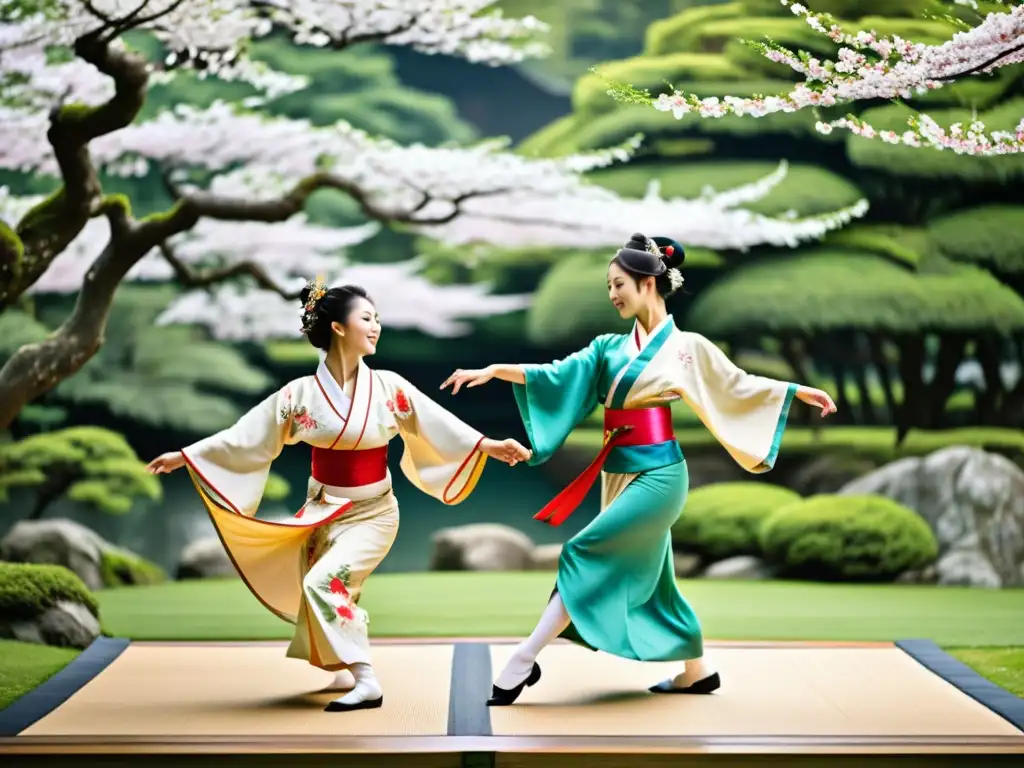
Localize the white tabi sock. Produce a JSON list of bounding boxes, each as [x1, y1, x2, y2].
[[322, 669, 355, 692], [670, 655, 716, 688], [329, 662, 382, 706], [494, 593, 570, 690]]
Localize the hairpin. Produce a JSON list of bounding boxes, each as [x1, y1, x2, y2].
[[300, 275, 327, 333]]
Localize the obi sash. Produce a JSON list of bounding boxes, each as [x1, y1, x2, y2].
[[533, 406, 678, 527], [311, 445, 389, 488]]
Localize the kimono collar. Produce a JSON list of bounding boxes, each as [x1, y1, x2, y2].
[[316, 358, 354, 415], [632, 313, 675, 352]]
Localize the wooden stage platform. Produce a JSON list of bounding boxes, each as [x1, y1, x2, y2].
[[2, 637, 1023, 767]]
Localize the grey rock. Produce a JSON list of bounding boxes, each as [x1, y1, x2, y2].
[[430, 523, 535, 571], [839, 445, 1024, 587], [1, 600, 101, 649], [702, 555, 771, 580], [177, 535, 236, 580]]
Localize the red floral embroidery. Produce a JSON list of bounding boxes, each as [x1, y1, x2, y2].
[[336, 604, 354, 620], [329, 577, 349, 597], [387, 388, 412, 418], [294, 409, 319, 431], [678, 351, 694, 368], [394, 389, 411, 414]]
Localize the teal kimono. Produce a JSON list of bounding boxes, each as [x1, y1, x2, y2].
[[514, 315, 796, 661]]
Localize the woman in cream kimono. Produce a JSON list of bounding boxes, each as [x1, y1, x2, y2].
[[147, 281, 530, 712], [442, 233, 836, 705]]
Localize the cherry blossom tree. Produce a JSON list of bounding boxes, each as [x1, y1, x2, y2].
[[0, 0, 869, 432], [597, 0, 1024, 155]]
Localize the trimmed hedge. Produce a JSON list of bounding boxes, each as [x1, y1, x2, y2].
[[0, 562, 100, 620], [928, 205, 1024, 275], [686, 250, 1024, 337], [759, 494, 939, 581], [672, 482, 802, 560]]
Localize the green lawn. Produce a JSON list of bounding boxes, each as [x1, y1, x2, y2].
[[4, 574, 1024, 711], [0, 639, 79, 710], [97, 573, 1024, 645]]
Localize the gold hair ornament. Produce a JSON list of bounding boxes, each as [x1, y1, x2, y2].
[[300, 275, 327, 334]]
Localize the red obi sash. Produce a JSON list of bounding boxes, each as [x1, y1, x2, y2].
[[311, 445, 388, 487], [533, 406, 675, 527]]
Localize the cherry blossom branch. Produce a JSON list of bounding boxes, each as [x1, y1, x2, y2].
[[595, 0, 1024, 155], [161, 169, 509, 228], [157, 241, 301, 299]]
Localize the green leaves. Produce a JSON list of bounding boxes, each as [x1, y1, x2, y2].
[[0, 426, 162, 516], [688, 249, 1024, 335]]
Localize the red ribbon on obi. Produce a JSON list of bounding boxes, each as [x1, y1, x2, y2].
[[533, 406, 675, 527], [311, 445, 389, 487]]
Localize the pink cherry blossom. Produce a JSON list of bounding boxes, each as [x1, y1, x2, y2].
[[604, 0, 1024, 156]]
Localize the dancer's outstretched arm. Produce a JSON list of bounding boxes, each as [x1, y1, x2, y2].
[[440, 363, 525, 394]]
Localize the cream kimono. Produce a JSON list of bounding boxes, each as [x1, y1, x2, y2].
[[514, 314, 796, 660], [182, 359, 487, 670]]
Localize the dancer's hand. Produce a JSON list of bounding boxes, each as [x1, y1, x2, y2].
[[481, 438, 532, 466], [146, 451, 185, 474], [796, 386, 838, 418], [441, 366, 494, 395]]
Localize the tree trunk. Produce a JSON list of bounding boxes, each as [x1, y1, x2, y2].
[[850, 332, 876, 425], [27, 475, 73, 521], [828, 357, 853, 425], [895, 334, 927, 445], [995, 335, 1024, 425], [926, 333, 968, 428], [974, 334, 1005, 424], [867, 333, 897, 423], [780, 333, 817, 428]]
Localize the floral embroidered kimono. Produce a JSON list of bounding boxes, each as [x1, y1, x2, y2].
[[181, 359, 487, 671], [515, 315, 796, 661]]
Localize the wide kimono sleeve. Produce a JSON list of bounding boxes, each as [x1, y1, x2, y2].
[[683, 333, 797, 473], [512, 336, 606, 466], [382, 372, 488, 506], [180, 385, 297, 517]]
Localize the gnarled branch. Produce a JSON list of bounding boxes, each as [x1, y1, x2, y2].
[[1, 29, 150, 309], [163, 170, 509, 228], [0, 171, 500, 429], [158, 242, 301, 299]]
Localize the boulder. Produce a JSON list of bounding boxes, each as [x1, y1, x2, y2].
[[673, 552, 703, 578], [1, 600, 101, 649], [839, 446, 1024, 587], [177, 535, 236, 580], [702, 555, 771, 580], [429, 524, 535, 571], [1, 519, 108, 590], [529, 543, 563, 570]]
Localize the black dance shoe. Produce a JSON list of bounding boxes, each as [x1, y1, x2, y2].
[[648, 672, 721, 695], [324, 695, 384, 712], [486, 662, 542, 706]]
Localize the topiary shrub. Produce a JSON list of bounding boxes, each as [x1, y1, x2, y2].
[[758, 494, 939, 582], [0, 562, 99, 621], [672, 482, 803, 561]]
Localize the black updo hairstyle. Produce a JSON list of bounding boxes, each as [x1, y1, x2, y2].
[[610, 232, 687, 298], [299, 282, 374, 351]]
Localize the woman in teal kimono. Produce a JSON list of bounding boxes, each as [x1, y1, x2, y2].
[[442, 233, 837, 705]]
